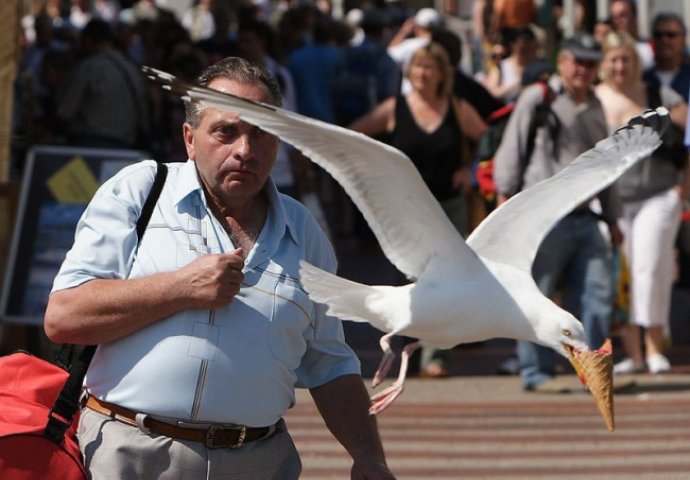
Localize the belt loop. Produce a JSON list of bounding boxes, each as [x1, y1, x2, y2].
[[135, 413, 151, 435]]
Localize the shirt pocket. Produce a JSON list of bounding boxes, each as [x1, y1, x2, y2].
[[267, 282, 315, 368]]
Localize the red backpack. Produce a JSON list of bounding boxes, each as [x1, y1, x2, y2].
[[0, 351, 88, 480]]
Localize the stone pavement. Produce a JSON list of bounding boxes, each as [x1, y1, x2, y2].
[[286, 361, 690, 479]]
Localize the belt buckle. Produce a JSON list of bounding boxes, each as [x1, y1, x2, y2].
[[205, 424, 246, 449]]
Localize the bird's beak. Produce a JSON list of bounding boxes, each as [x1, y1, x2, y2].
[[563, 339, 615, 432]]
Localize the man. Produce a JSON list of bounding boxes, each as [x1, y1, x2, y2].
[[44, 57, 395, 480], [643, 12, 690, 102], [56, 18, 150, 149], [494, 34, 621, 392], [332, 8, 399, 127]]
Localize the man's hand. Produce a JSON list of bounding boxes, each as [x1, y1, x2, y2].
[[178, 248, 245, 309], [351, 459, 397, 479]]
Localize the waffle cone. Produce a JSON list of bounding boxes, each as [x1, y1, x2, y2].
[[578, 351, 614, 431]]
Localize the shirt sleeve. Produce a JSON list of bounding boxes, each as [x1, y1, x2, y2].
[[294, 218, 361, 388], [493, 84, 543, 196], [51, 161, 157, 292]]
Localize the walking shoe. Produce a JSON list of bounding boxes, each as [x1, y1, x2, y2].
[[647, 354, 671, 374], [613, 358, 645, 375], [526, 377, 572, 393]]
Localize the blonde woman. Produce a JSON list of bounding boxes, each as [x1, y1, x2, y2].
[[595, 31, 689, 374], [349, 42, 487, 376]]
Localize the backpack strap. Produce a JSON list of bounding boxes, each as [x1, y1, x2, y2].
[[646, 80, 662, 109], [44, 162, 168, 445], [524, 82, 557, 166]]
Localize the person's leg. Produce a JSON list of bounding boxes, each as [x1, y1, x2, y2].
[[566, 215, 612, 349], [517, 340, 556, 389], [420, 347, 451, 377], [520, 219, 573, 389], [628, 189, 681, 371], [614, 201, 646, 372]]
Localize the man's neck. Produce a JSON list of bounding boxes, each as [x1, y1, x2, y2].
[[565, 86, 591, 105], [655, 58, 681, 72]]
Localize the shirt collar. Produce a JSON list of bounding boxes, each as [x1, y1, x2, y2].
[[172, 159, 299, 245]]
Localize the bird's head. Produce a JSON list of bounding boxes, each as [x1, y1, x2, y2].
[[539, 309, 615, 431], [539, 309, 589, 360]]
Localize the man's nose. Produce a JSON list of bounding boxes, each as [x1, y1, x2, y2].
[[235, 132, 254, 160]]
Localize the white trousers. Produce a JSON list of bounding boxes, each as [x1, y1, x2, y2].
[[620, 187, 682, 328]]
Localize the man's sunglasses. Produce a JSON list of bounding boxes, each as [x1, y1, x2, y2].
[[653, 31, 684, 39]]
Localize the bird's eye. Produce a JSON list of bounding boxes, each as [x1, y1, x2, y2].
[[562, 328, 572, 337]]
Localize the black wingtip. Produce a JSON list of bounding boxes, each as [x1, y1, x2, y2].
[[622, 107, 670, 137]]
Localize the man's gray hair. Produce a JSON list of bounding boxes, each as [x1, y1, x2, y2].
[[185, 57, 283, 128]]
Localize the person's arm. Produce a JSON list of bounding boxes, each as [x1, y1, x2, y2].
[[348, 97, 396, 137], [676, 153, 690, 202], [670, 99, 688, 130], [457, 98, 488, 142], [387, 17, 416, 49], [310, 375, 395, 479], [493, 84, 542, 198], [44, 249, 245, 345]]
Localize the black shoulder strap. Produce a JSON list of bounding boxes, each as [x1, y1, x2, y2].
[[137, 162, 168, 240], [646, 80, 662, 109], [44, 162, 168, 445]]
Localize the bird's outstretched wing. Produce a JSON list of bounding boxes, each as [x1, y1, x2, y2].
[[467, 108, 668, 271], [143, 66, 471, 280]]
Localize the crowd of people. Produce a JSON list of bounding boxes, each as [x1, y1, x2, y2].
[[7, 1, 690, 477], [12, 1, 690, 386]]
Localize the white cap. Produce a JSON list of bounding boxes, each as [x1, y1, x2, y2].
[[414, 8, 442, 29], [346, 8, 363, 27]]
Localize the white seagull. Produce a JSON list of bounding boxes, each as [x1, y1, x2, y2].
[[143, 66, 667, 423]]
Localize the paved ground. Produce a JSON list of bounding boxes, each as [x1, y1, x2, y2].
[[287, 359, 690, 479]]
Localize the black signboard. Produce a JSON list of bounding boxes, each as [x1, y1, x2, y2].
[[1, 146, 147, 325]]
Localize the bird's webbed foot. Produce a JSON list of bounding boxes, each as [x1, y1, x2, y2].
[[369, 340, 421, 415]]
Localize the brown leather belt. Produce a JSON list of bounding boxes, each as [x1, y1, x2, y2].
[[85, 396, 279, 449]]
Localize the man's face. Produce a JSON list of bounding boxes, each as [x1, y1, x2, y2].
[[183, 78, 279, 207], [610, 1, 634, 34], [653, 20, 686, 64], [558, 51, 599, 95]]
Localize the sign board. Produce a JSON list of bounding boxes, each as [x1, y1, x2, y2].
[[0, 146, 148, 325]]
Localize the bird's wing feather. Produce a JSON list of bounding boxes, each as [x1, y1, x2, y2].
[[143, 66, 471, 280], [467, 108, 668, 271]]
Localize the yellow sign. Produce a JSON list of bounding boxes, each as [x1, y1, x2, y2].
[[46, 156, 99, 203]]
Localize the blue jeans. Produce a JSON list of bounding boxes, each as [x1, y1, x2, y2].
[[519, 212, 612, 389]]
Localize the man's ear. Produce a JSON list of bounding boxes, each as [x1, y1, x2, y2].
[[183, 122, 195, 160]]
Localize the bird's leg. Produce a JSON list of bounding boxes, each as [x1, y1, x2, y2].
[[369, 340, 422, 415], [372, 333, 397, 388]]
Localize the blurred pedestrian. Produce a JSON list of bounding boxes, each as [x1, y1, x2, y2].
[[494, 34, 621, 392], [596, 31, 688, 375]]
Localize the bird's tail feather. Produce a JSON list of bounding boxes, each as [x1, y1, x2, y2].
[[299, 261, 389, 330]]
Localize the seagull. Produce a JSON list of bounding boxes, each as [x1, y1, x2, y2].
[[142, 66, 667, 421]]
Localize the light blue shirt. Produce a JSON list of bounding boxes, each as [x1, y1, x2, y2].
[[51, 160, 360, 427]]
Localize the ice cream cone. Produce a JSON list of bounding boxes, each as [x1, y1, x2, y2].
[[566, 339, 614, 431]]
